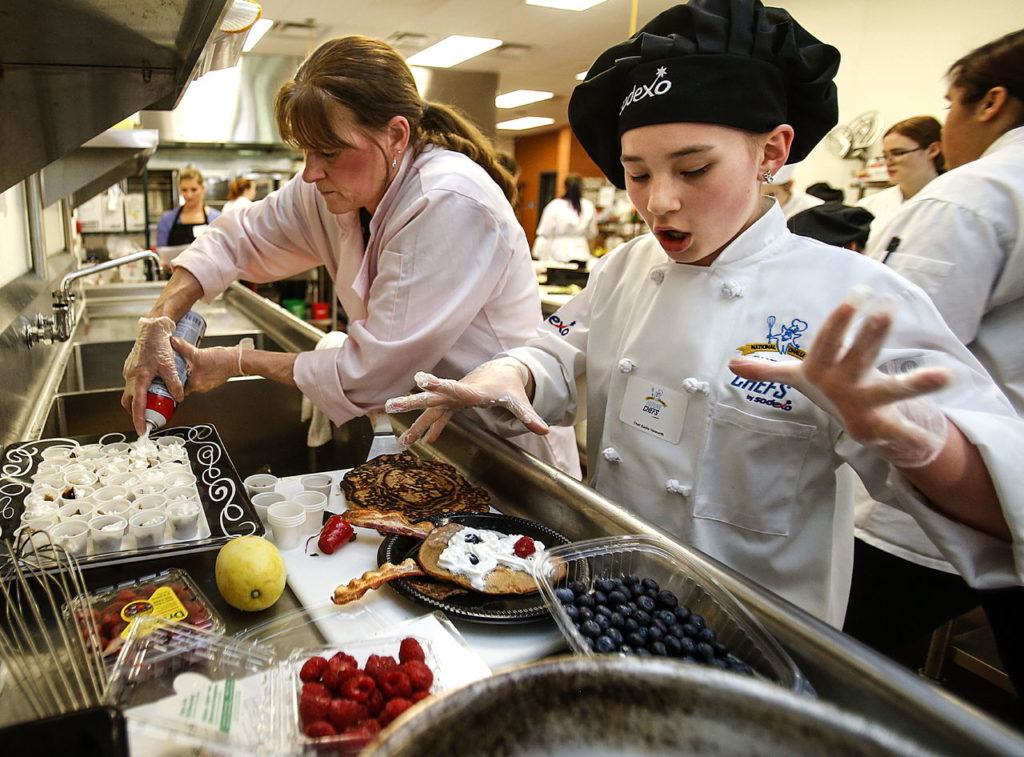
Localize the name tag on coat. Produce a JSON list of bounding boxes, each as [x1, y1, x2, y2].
[[619, 376, 688, 443]]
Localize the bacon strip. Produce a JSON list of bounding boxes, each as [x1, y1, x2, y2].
[[332, 559, 425, 605], [343, 508, 437, 539]]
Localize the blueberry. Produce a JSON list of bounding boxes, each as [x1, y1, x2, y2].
[[696, 642, 715, 661], [607, 628, 624, 645], [627, 630, 647, 647], [637, 595, 656, 613], [673, 606, 692, 623], [575, 594, 595, 609], [647, 626, 664, 642], [689, 614, 706, 630], [580, 620, 601, 638], [668, 624, 686, 639], [596, 605, 613, 618], [649, 640, 668, 656], [618, 605, 634, 619], [642, 578, 660, 592], [645, 588, 660, 600], [595, 578, 617, 594], [594, 590, 608, 605], [609, 612, 624, 629], [464, 533, 482, 544], [656, 590, 679, 610], [626, 574, 643, 588], [652, 619, 668, 634], [594, 614, 611, 632], [564, 605, 579, 621], [633, 610, 651, 626], [636, 647, 652, 657], [468, 554, 479, 565], [595, 635, 617, 653], [607, 590, 628, 606], [681, 623, 699, 638], [664, 635, 682, 657], [626, 601, 639, 612], [585, 636, 596, 649], [619, 644, 634, 655], [698, 627, 717, 645], [567, 580, 587, 597], [623, 618, 639, 633], [554, 588, 575, 604], [655, 610, 677, 626], [679, 637, 696, 657], [577, 607, 595, 622], [711, 657, 729, 670], [712, 642, 728, 658]]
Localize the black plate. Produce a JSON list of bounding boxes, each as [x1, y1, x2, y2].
[[376, 512, 571, 624], [0, 424, 263, 568]]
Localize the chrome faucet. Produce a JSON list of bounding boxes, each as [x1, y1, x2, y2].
[[24, 249, 161, 346]]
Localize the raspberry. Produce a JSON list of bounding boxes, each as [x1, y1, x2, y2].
[[328, 698, 367, 730], [322, 657, 357, 692], [339, 673, 377, 703], [410, 690, 430, 703], [299, 656, 328, 683], [379, 697, 413, 726], [304, 720, 336, 738], [299, 692, 331, 725], [331, 651, 358, 671], [379, 670, 412, 699], [400, 660, 434, 692], [513, 536, 536, 558], [365, 687, 385, 717], [398, 637, 425, 664], [302, 682, 330, 699], [342, 718, 381, 741], [365, 654, 398, 680]]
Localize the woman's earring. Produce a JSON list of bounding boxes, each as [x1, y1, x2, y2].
[[762, 169, 774, 184], [392, 157, 398, 169]]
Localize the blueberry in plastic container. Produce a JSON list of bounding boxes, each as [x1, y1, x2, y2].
[[596, 605, 613, 618], [627, 631, 646, 648], [554, 587, 575, 604], [637, 595, 656, 613], [664, 635, 683, 657], [633, 609, 652, 626], [652, 618, 668, 635], [577, 607, 595, 622], [594, 614, 611, 632], [698, 627, 717, 644], [580, 620, 602, 638], [635, 647, 652, 657], [619, 604, 635, 619], [656, 590, 679, 609], [679, 637, 697, 657], [641, 578, 660, 592], [595, 578, 617, 593], [575, 594, 595, 609], [649, 640, 668, 656], [696, 641, 715, 661], [567, 580, 588, 596], [689, 613, 706, 630], [712, 642, 729, 658], [594, 590, 608, 605], [564, 605, 580, 621], [668, 623, 686, 639], [595, 635, 617, 653], [655, 609, 677, 626], [609, 612, 624, 629], [607, 628, 624, 645], [607, 590, 629, 606], [681, 622, 699, 638], [673, 606, 692, 623], [647, 626, 664, 642]]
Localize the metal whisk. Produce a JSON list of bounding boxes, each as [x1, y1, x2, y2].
[[0, 529, 109, 719]]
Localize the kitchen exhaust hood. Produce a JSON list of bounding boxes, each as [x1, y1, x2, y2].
[[0, 0, 231, 196]]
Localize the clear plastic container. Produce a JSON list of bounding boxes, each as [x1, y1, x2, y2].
[[67, 567, 225, 659], [532, 534, 811, 694]]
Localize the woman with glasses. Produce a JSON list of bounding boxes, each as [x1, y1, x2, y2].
[[857, 117, 943, 253]]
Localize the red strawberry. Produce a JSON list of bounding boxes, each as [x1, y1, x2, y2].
[[299, 692, 331, 725], [410, 690, 430, 703], [339, 673, 377, 703], [513, 536, 536, 558], [365, 654, 398, 680], [379, 670, 412, 699], [379, 697, 413, 726], [302, 682, 330, 699], [398, 637, 425, 664], [299, 656, 328, 683], [365, 686, 385, 717], [327, 698, 367, 730], [341, 718, 381, 741], [401, 660, 434, 692], [304, 720, 336, 738]]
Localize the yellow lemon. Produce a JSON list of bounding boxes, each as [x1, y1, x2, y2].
[[215, 536, 286, 611]]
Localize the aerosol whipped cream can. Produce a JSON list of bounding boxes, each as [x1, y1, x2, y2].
[[143, 311, 207, 433]]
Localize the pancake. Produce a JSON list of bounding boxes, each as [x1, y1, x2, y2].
[[340, 452, 490, 516], [418, 523, 545, 595]]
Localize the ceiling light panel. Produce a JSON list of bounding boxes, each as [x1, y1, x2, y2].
[[406, 35, 503, 68], [495, 90, 554, 108], [526, 0, 608, 10], [497, 116, 555, 131]]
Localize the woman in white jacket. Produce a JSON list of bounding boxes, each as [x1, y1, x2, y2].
[[532, 174, 598, 263], [388, 0, 1024, 627]]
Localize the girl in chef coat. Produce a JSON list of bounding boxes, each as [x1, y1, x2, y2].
[[532, 174, 598, 264], [121, 36, 580, 477], [387, 0, 1024, 625]]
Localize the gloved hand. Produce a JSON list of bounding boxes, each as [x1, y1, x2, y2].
[[169, 337, 245, 395], [729, 290, 951, 468], [122, 316, 180, 435], [384, 357, 547, 445]]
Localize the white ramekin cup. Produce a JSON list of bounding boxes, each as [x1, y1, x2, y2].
[[167, 500, 201, 540], [244, 473, 278, 497], [51, 520, 90, 557], [300, 474, 332, 498], [267, 501, 305, 550], [130, 509, 168, 548], [89, 514, 127, 553], [292, 491, 328, 535], [251, 492, 286, 528]]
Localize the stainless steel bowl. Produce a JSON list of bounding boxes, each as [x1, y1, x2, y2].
[[366, 656, 935, 756]]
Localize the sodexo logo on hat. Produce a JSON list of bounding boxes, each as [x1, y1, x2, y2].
[[620, 66, 673, 115]]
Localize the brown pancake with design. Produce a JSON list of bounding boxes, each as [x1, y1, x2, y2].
[[340, 452, 490, 517]]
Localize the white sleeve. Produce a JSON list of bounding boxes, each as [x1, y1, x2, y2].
[[839, 285, 1024, 587]]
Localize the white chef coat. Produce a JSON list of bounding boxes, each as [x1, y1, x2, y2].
[[857, 185, 904, 255], [221, 196, 253, 215], [503, 200, 1024, 625], [855, 126, 1024, 572], [532, 197, 598, 263], [779, 189, 823, 220], [173, 146, 580, 477]]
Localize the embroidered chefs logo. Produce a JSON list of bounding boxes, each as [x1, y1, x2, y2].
[[546, 313, 576, 337], [621, 66, 672, 115], [641, 386, 667, 418], [731, 315, 811, 412], [730, 377, 793, 412]]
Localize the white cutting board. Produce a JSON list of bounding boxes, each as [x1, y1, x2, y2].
[[271, 470, 566, 671]]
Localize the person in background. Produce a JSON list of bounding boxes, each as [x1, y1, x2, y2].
[[858, 116, 944, 253], [121, 36, 580, 478], [532, 173, 598, 264], [387, 0, 1024, 627], [846, 28, 1024, 697], [155, 166, 221, 247], [760, 163, 822, 219], [787, 202, 874, 252], [806, 181, 845, 203], [222, 178, 257, 214]]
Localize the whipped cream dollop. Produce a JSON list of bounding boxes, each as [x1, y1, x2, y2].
[[436, 526, 546, 591]]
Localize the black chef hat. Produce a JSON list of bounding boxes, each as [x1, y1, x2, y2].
[[788, 201, 874, 250], [806, 181, 845, 203], [569, 0, 841, 188]]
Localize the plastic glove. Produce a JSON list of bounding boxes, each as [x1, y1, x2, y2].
[[384, 357, 547, 446], [121, 316, 180, 435], [729, 290, 951, 469], [168, 337, 244, 395]]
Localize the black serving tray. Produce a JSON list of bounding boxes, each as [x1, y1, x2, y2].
[[0, 424, 263, 569]]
